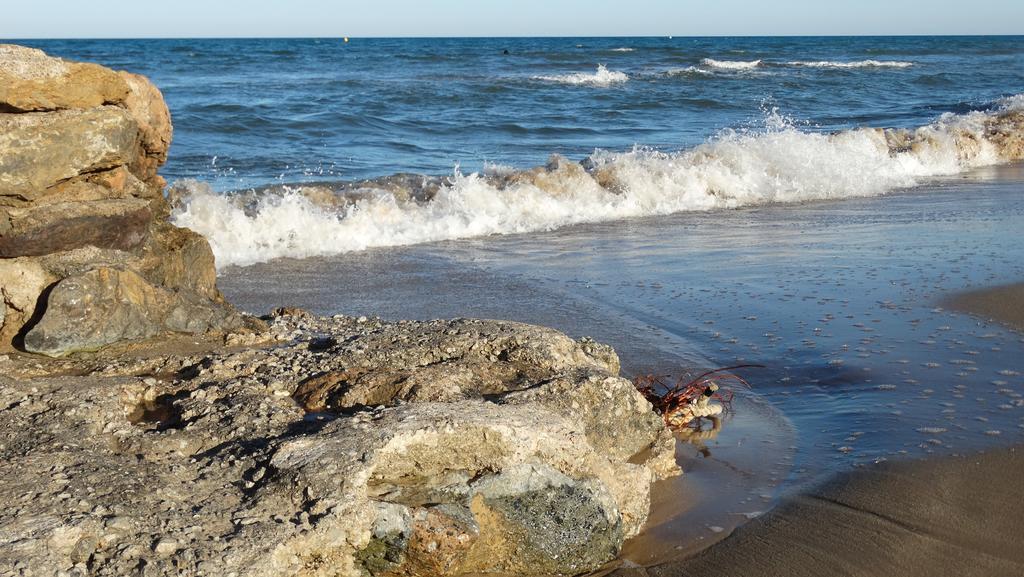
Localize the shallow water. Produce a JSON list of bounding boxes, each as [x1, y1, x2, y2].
[[220, 164, 1024, 567]]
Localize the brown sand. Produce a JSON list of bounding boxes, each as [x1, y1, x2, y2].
[[614, 447, 1024, 577], [946, 282, 1024, 332]]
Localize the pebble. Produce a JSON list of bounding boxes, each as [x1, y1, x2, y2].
[[153, 537, 179, 556]]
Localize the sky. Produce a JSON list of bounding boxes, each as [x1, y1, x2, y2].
[[2, 0, 1023, 38]]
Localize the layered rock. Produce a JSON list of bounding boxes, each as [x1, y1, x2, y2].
[[0, 314, 679, 577], [0, 44, 249, 356]]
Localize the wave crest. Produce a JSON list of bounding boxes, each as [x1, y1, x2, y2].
[[533, 64, 628, 86], [172, 101, 1024, 268], [701, 58, 762, 70], [666, 66, 714, 77], [787, 59, 914, 69]]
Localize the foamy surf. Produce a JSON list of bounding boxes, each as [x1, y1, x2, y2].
[[701, 58, 762, 70], [172, 98, 1024, 268], [533, 64, 628, 86], [787, 60, 914, 68]]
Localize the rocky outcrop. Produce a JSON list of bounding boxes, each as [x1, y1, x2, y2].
[[0, 44, 250, 356], [0, 314, 680, 577], [0, 44, 681, 577]]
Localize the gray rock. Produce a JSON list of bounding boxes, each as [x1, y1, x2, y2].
[[23, 267, 243, 356]]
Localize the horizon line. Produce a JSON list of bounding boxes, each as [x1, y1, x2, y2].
[[4, 33, 1024, 41]]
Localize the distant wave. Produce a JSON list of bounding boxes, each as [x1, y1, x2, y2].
[[666, 66, 714, 77], [533, 64, 629, 86], [609, 47, 635, 52], [787, 60, 914, 69], [701, 58, 762, 70], [172, 96, 1024, 268]]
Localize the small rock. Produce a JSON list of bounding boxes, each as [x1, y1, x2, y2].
[[153, 537, 178, 556]]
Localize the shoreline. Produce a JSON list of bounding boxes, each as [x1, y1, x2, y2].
[[613, 284, 1024, 575], [621, 446, 1024, 577]]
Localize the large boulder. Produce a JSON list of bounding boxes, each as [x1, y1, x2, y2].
[[230, 316, 676, 577], [0, 44, 250, 355], [269, 401, 648, 577], [22, 267, 246, 357]]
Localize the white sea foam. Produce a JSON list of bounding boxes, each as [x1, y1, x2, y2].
[[997, 93, 1024, 111], [533, 64, 628, 86], [787, 60, 914, 69], [610, 47, 635, 52], [666, 66, 714, 77], [172, 101, 1021, 268], [701, 58, 762, 70]]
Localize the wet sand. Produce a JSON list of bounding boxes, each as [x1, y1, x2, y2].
[[946, 283, 1024, 333], [620, 446, 1024, 577]]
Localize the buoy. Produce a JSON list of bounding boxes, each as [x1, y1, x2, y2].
[[344, 37, 349, 43]]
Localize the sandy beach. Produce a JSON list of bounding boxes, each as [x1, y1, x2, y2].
[[617, 446, 1024, 577], [946, 283, 1024, 333]]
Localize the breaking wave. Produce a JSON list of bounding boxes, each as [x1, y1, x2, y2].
[[533, 64, 629, 86], [787, 60, 914, 69], [172, 98, 1024, 268], [701, 58, 762, 70]]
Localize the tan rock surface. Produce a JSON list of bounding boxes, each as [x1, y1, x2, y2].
[[0, 258, 54, 346], [0, 107, 138, 203], [0, 314, 678, 577], [0, 44, 130, 112], [119, 71, 173, 170]]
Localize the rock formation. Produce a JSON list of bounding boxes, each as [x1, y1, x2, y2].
[[0, 313, 680, 577], [0, 44, 682, 577], [0, 44, 250, 356]]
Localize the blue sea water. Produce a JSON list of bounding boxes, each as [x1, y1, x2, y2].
[[17, 36, 1024, 187]]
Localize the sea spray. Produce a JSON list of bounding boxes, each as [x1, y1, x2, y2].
[[172, 99, 1024, 268]]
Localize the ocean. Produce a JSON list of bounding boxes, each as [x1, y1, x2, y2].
[[15, 36, 1024, 560], [17, 36, 1024, 266]]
